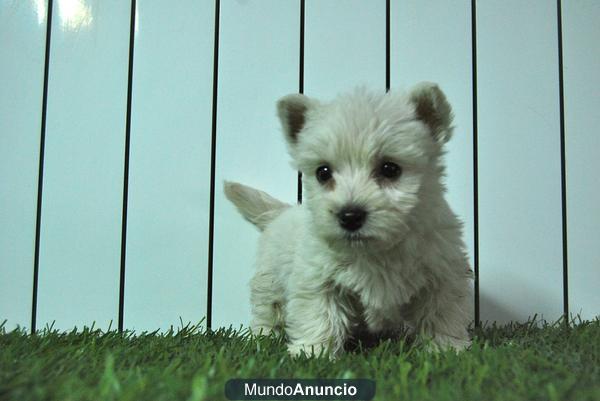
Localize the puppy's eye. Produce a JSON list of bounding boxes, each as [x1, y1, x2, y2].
[[315, 165, 333, 184], [378, 162, 402, 180]]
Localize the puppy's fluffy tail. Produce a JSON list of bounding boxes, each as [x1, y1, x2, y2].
[[223, 181, 291, 231]]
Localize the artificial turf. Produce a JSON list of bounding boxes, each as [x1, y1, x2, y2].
[[0, 318, 598, 401]]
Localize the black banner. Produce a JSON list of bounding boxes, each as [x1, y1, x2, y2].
[[225, 379, 376, 400]]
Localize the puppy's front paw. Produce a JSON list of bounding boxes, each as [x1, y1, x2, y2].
[[287, 343, 327, 358], [250, 325, 273, 336], [428, 335, 471, 353]]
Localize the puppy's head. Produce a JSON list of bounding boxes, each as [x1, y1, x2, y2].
[[277, 83, 453, 250]]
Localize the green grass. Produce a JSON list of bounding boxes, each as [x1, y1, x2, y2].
[[1, 319, 598, 401]]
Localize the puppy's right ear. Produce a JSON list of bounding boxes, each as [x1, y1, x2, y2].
[[276, 94, 313, 145]]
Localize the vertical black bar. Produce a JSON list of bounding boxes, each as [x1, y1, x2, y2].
[[31, 0, 54, 335], [118, 0, 137, 333], [471, 0, 480, 327], [297, 171, 302, 204], [299, 0, 305, 95], [556, 0, 569, 324], [206, 0, 221, 330], [386, 0, 390, 92], [297, 0, 305, 204]]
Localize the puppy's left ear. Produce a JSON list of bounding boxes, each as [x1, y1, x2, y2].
[[409, 82, 454, 143], [276, 94, 314, 145]]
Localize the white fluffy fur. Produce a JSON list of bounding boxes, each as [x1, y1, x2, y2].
[[224, 83, 473, 356]]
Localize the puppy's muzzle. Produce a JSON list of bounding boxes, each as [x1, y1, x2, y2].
[[337, 206, 367, 231]]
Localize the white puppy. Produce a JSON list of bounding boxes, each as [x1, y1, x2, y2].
[[224, 83, 473, 356]]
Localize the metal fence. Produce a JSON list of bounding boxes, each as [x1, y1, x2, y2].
[[1, 0, 598, 333]]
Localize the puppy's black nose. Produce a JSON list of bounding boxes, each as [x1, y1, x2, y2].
[[337, 207, 367, 231]]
